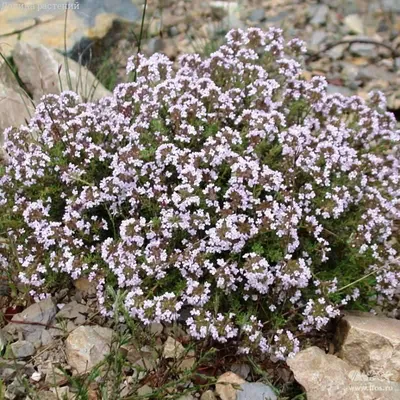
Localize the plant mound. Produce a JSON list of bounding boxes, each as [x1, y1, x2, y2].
[[1, 28, 399, 359]]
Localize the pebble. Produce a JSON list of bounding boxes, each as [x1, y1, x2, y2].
[[249, 8, 265, 22], [237, 382, 277, 400], [310, 4, 329, 26], [10, 340, 35, 359], [344, 14, 364, 34], [163, 336, 186, 359]]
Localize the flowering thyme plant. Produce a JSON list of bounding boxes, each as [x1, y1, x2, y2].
[[1, 28, 399, 359]]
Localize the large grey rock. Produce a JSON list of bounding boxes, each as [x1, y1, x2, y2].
[[287, 346, 400, 400], [12, 42, 111, 103], [4, 298, 57, 338], [65, 325, 113, 374], [0, 74, 34, 160], [336, 312, 400, 382], [237, 382, 277, 400]]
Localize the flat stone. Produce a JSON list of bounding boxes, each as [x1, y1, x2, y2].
[[12, 41, 111, 104], [4, 298, 57, 338], [65, 325, 113, 374], [163, 336, 185, 359], [215, 372, 245, 400], [178, 350, 196, 371], [349, 39, 376, 58], [0, 361, 34, 382], [31, 371, 42, 382], [10, 340, 35, 358], [237, 382, 277, 400], [0, 330, 9, 353], [200, 390, 217, 400], [73, 277, 97, 296], [287, 346, 400, 400], [177, 396, 195, 400], [56, 301, 89, 319], [336, 311, 400, 382], [45, 367, 65, 386], [310, 4, 329, 26], [309, 30, 327, 50], [230, 363, 251, 379], [344, 14, 364, 34], [327, 85, 354, 97], [5, 379, 26, 400], [357, 65, 395, 82], [0, 80, 34, 160], [137, 385, 153, 396], [248, 9, 265, 22], [150, 322, 163, 336]]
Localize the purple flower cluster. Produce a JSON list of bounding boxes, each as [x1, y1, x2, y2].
[[1, 28, 399, 359]]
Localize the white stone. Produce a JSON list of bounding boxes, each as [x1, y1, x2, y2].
[[163, 336, 185, 359], [65, 325, 113, 374]]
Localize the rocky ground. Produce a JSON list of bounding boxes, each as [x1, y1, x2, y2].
[[0, 0, 400, 399], [78, 0, 400, 116], [0, 282, 399, 399]]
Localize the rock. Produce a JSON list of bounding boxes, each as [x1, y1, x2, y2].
[[340, 62, 359, 82], [344, 14, 364, 34], [50, 386, 71, 399], [177, 396, 195, 400], [45, 367, 65, 386], [26, 329, 44, 349], [73, 277, 97, 297], [56, 301, 89, 319], [137, 385, 153, 396], [148, 38, 165, 54], [65, 325, 113, 374], [309, 30, 327, 50], [10, 340, 35, 358], [215, 372, 245, 400], [163, 336, 185, 359], [237, 382, 277, 400], [0, 81, 34, 156], [200, 390, 217, 400], [178, 350, 196, 371], [248, 9, 265, 23], [4, 298, 57, 338], [336, 312, 400, 382], [310, 5, 329, 26], [5, 379, 26, 400], [287, 346, 400, 400], [36, 393, 57, 400], [150, 322, 163, 336], [357, 65, 395, 82], [327, 85, 354, 97], [0, 361, 34, 382], [349, 38, 376, 58], [230, 363, 251, 379], [31, 371, 42, 382], [0, 0, 140, 56], [12, 42, 110, 104], [0, 330, 9, 353]]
